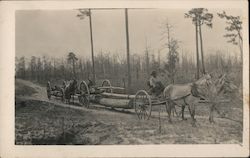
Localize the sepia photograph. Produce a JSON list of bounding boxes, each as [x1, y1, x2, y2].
[[0, 0, 249, 157]]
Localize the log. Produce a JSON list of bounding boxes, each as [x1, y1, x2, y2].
[[97, 86, 125, 90], [90, 96, 133, 109], [100, 92, 136, 99], [198, 99, 230, 103]]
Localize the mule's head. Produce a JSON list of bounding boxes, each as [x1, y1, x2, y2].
[[217, 74, 238, 94], [195, 73, 212, 86], [195, 73, 237, 98], [193, 73, 221, 99]]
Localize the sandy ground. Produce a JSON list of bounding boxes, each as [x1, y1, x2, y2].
[[15, 79, 243, 145]]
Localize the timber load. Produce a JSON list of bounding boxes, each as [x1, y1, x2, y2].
[[100, 92, 136, 99], [90, 95, 134, 109]]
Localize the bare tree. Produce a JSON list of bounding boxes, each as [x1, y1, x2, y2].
[[165, 39, 179, 83], [217, 11, 243, 61], [197, 9, 213, 74], [125, 8, 131, 93], [145, 42, 150, 77], [77, 9, 96, 83], [161, 21, 179, 83]]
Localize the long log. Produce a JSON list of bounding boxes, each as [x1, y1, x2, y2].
[[100, 92, 136, 99], [97, 86, 125, 90], [198, 99, 230, 103], [90, 96, 133, 109]]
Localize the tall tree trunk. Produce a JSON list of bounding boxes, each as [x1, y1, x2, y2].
[[125, 8, 131, 93], [145, 48, 149, 77], [158, 50, 161, 67], [80, 60, 84, 80], [89, 9, 96, 84], [199, 24, 206, 74], [53, 58, 56, 79], [73, 61, 76, 79], [195, 20, 200, 79]]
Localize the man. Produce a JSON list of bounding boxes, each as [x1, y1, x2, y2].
[[148, 71, 165, 97]]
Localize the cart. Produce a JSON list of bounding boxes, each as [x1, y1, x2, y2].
[[78, 80, 169, 120]]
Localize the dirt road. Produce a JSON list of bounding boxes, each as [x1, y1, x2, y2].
[[15, 79, 243, 145]]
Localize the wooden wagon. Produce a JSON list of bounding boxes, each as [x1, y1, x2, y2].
[[80, 79, 231, 120], [47, 79, 231, 122], [78, 80, 169, 120]]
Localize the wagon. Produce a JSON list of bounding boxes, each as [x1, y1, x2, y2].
[[47, 78, 233, 123], [78, 79, 169, 120]]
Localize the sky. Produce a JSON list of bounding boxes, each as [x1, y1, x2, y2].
[[15, 9, 242, 60]]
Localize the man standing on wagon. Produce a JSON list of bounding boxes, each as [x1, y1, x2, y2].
[[148, 70, 165, 97]]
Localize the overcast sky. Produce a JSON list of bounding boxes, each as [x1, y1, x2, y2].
[[16, 9, 242, 60]]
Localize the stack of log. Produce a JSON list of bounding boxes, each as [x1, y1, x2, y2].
[[90, 87, 134, 109]]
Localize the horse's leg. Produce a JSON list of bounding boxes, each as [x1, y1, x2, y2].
[[181, 104, 187, 120], [165, 101, 172, 123], [172, 105, 175, 117], [174, 105, 179, 117], [190, 103, 196, 122], [209, 104, 215, 123], [171, 103, 178, 117], [187, 103, 196, 127]]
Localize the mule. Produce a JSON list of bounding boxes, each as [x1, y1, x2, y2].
[[194, 74, 237, 123], [163, 74, 212, 126]]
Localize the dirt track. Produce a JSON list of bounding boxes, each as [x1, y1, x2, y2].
[[15, 79, 243, 145]]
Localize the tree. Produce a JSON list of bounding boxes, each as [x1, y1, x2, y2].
[[145, 43, 150, 77], [16, 56, 26, 79], [197, 9, 213, 74], [125, 8, 131, 93], [161, 21, 179, 83], [77, 9, 96, 83], [30, 56, 37, 80], [37, 57, 42, 81], [67, 52, 78, 79], [185, 8, 213, 77], [165, 39, 179, 83], [217, 11, 243, 61]]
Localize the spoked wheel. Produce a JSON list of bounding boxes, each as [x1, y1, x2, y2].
[[79, 81, 90, 108], [134, 90, 152, 120], [101, 79, 112, 93]]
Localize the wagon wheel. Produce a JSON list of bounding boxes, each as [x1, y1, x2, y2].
[[101, 79, 113, 93], [46, 81, 52, 100], [134, 90, 152, 120], [79, 81, 90, 108]]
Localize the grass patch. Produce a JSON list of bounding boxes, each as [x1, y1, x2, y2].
[[15, 80, 37, 96]]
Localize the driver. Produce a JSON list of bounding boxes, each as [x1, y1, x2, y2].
[[148, 70, 165, 96]]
